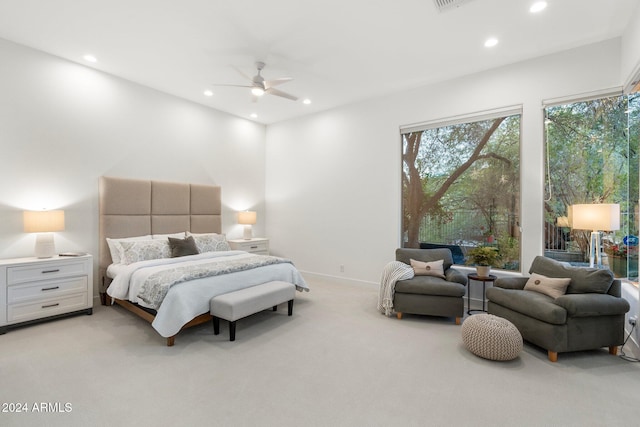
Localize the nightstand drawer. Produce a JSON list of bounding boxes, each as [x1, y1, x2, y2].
[[8, 277, 88, 304], [8, 293, 88, 323], [7, 260, 89, 285], [238, 241, 268, 252], [228, 239, 269, 254]]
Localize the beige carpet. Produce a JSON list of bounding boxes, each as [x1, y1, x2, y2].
[[1, 275, 639, 427]]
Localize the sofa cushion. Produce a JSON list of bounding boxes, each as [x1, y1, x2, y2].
[[554, 293, 631, 317], [524, 273, 570, 299], [410, 258, 445, 279], [529, 256, 614, 294], [395, 276, 466, 298], [486, 287, 567, 325], [396, 248, 453, 271]]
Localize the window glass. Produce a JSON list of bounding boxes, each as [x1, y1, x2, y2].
[[544, 93, 639, 284], [401, 113, 521, 271]]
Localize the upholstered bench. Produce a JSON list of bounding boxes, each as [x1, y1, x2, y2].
[[210, 281, 296, 341]]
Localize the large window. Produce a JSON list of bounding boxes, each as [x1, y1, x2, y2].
[[401, 109, 521, 270], [544, 92, 640, 283]]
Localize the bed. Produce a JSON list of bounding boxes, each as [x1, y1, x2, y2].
[[99, 176, 308, 346]]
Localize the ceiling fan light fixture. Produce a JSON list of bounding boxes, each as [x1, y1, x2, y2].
[[251, 87, 265, 97], [529, 1, 547, 13]]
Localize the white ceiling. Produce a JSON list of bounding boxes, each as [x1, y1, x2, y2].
[[0, 0, 637, 124]]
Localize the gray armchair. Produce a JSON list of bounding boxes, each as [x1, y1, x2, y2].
[[486, 256, 630, 362], [394, 248, 467, 324]]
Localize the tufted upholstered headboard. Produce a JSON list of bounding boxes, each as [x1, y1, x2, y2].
[[98, 176, 221, 293]]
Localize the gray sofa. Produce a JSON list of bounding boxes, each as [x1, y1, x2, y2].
[[394, 248, 467, 324], [486, 256, 630, 362]]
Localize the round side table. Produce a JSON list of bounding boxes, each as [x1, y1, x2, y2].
[[467, 273, 497, 315]]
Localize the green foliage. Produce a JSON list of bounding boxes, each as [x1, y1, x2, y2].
[[544, 93, 639, 261], [466, 246, 501, 267]]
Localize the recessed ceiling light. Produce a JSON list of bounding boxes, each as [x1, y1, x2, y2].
[[303, 99, 311, 105], [529, 1, 547, 13], [484, 38, 499, 48], [203, 90, 213, 97], [83, 54, 97, 63], [250, 113, 258, 119]]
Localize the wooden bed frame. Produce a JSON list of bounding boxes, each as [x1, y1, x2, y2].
[[99, 176, 222, 346]]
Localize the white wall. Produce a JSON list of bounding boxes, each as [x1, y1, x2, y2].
[[0, 38, 267, 294], [621, 1, 640, 88], [265, 39, 623, 284]]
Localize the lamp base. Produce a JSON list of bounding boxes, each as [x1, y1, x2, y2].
[[243, 225, 253, 240], [589, 230, 602, 268], [35, 233, 56, 258]]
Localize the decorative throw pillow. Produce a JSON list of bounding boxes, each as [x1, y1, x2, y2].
[[106, 235, 152, 264], [524, 273, 571, 299], [410, 258, 446, 279], [189, 233, 231, 253], [168, 236, 199, 258], [119, 239, 171, 265]]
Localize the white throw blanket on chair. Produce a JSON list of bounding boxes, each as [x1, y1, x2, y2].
[[378, 261, 415, 316]]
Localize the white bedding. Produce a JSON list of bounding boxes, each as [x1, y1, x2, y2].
[[106, 250, 309, 337]]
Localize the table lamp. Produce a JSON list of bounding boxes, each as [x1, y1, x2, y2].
[[238, 211, 257, 240], [570, 203, 620, 267], [23, 210, 65, 258]]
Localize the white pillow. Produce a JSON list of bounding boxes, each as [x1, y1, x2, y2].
[[106, 235, 151, 264], [187, 233, 231, 253], [152, 232, 186, 240], [524, 273, 571, 299], [119, 239, 171, 265], [410, 258, 446, 279]]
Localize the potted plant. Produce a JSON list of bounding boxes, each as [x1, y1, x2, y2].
[[467, 246, 500, 277]]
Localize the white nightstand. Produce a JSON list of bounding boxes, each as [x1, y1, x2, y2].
[[0, 254, 93, 334], [228, 238, 269, 255]]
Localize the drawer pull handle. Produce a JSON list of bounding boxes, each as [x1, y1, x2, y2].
[[42, 303, 60, 309], [42, 269, 60, 274], [42, 286, 60, 291], [250, 246, 258, 249]]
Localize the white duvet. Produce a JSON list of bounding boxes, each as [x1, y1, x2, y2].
[[106, 250, 309, 337]]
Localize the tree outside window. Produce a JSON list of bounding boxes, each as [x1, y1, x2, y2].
[[401, 112, 521, 271], [544, 93, 640, 283]]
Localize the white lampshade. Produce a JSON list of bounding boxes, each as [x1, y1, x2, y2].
[[238, 211, 257, 240], [238, 211, 257, 225], [571, 204, 620, 231], [23, 210, 65, 258], [24, 210, 65, 232]]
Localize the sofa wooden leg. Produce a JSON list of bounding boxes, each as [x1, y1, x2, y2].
[[455, 317, 461, 325], [609, 346, 618, 356], [396, 312, 403, 320], [548, 351, 558, 362]]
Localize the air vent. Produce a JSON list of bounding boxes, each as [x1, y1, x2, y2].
[[433, 0, 476, 12]]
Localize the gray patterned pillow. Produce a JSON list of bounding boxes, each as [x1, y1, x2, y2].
[[191, 233, 231, 253], [119, 240, 171, 264]]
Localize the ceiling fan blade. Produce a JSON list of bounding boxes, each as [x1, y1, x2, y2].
[[212, 84, 253, 88], [265, 87, 298, 101], [263, 77, 293, 89], [232, 65, 254, 83]]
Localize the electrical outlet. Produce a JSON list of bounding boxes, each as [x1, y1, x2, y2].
[[339, 264, 345, 273], [629, 316, 637, 326]]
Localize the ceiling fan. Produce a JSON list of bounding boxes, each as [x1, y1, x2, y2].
[[214, 61, 298, 102]]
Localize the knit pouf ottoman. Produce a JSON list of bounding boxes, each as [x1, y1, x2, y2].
[[461, 314, 523, 361]]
